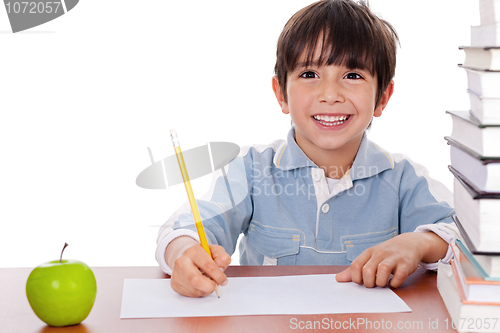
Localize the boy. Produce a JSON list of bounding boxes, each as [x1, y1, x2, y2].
[[156, 0, 458, 298]]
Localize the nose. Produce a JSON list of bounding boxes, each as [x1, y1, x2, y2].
[[318, 79, 344, 104]]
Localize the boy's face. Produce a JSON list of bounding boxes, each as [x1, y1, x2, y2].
[[273, 46, 394, 163]]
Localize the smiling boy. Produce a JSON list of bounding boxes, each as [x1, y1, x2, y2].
[[156, 0, 458, 297]]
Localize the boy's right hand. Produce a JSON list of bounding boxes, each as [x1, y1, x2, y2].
[[165, 236, 231, 298]]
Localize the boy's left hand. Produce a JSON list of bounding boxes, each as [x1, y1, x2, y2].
[[335, 232, 448, 288]]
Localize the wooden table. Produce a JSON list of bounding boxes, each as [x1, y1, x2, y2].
[[0, 265, 455, 333]]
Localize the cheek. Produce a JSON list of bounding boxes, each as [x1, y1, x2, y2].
[[287, 88, 311, 112], [353, 88, 377, 113], [286, 99, 306, 118]]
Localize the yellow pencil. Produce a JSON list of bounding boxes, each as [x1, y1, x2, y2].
[[170, 129, 220, 298]]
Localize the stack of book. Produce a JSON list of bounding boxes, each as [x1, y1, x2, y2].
[[439, 0, 500, 331]]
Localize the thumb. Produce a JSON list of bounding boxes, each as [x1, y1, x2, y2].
[[209, 244, 231, 270], [335, 267, 353, 283]]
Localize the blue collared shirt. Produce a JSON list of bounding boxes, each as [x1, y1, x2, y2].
[[158, 128, 455, 268]]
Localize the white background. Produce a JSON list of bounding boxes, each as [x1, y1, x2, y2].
[[0, 0, 478, 268]]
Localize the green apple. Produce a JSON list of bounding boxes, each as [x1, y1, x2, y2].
[[26, 243, 97, 327]]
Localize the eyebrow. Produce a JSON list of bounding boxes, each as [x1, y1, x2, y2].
[[295, 61, 368, 73]]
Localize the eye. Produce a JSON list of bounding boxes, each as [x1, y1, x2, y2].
[[300, 71, 318, 79], [344, 72, 363, 80]]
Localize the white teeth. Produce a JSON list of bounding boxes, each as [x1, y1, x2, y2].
[[313, 114, 349, 126]]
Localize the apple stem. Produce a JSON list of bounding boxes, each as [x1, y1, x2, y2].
[[60, 243, 68, 263]]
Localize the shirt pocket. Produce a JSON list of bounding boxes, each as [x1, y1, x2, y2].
[[342, 228, 398, 263], [248, 221, 301, 265]]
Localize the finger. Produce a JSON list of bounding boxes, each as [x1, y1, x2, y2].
[[209, 244, 232, 271], [375, 259, 396, 287], [171, 273, 210, 298], [388, 263, 412, 288], [188, 245, 228, 286], [361, 260, 378, 288], [172, 256, 216, 297], [335, 267, 352, 282], [350, 249, 374, 285]]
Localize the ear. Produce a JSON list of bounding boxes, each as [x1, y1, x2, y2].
[[272, 76, 289, 115], [373, 80, 394, 118]]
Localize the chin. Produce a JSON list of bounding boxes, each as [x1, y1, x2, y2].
[[315, 140, 347, 151]]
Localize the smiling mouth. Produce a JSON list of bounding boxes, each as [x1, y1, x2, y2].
[[312, 114, 351, 126]]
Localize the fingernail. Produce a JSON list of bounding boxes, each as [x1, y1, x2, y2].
[[222, 279, 228, 286], [219, 267, 225, 272]]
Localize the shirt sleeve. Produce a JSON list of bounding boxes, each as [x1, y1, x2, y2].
[[395, 154, 457, 270], [414, 222, 460, 270], [396, 154, 455, 232], [155, 155, 253, 275]]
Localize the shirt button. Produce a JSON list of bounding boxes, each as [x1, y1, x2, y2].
[[322, 203, 330, 213], [312, 173, 321, 182]]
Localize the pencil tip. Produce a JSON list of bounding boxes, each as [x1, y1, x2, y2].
[[215, 284, 221, 298]]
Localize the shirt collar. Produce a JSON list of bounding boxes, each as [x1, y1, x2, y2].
[[273, 128, 317, 170], [274, 127, 394, 179], [349, 133, 394, 180]]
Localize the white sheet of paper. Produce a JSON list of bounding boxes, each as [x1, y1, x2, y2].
[[120, 274, 411, 318]]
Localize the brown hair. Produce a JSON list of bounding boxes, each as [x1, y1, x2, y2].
[[274, 0, 399, 107]]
